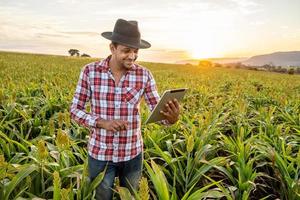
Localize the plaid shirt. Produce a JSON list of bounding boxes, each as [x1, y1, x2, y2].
[[70, 55, 164, 162]]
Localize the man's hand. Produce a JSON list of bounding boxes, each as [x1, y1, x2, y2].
[[96, 119, 128, 131], [160, 98, 180, 124]]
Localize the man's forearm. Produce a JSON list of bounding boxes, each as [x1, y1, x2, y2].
[[95, 118, 106, 129], [70, 105, 99, 128]]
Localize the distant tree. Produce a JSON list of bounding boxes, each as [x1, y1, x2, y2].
[[198, 60, 213, 67], [268, 62, 275, 67], [232, 62, 245, 69], [275, 66, 282, 72], [214, 63, 222, 67], [262, 64, 272, 71], [81, 53, 91, 57], [68, 49, 80, 56], [245, 66, 257, 70], [281, 68, 288, 73], [288, 68, 295, 75], [269, 65, 276, 71]]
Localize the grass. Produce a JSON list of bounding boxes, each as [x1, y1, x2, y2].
[[0, 51, 299, 199]]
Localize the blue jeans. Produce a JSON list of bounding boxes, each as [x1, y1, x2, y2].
[[88, 153, 143, 200]]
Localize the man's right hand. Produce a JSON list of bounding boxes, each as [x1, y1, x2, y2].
[[96, 119, 128, 132]]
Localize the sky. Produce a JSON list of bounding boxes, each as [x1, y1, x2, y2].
[[1, 0, 300, 63]]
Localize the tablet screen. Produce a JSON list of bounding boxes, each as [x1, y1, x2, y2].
[[145, 88, 187, 124]]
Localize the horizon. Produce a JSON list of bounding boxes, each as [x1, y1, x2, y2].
[[1, 0, 300, 63]]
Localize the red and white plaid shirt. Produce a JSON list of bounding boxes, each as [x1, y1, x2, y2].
[[70, 55, 163, 162]]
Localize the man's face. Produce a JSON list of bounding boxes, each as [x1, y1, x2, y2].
[[110, 43, 139, 70]]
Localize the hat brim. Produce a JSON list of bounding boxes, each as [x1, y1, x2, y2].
[[101, 32, 151, 49]]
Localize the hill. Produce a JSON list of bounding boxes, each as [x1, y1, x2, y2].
[[242, 51, 300, 66]]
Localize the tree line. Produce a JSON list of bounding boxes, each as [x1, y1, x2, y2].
[[68, 49, 90, 57], [197, 60, 300, 75]]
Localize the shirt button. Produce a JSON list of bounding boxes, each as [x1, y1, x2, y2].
[[115, 87, 121, 94]]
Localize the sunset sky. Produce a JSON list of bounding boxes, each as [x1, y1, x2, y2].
[[1, 0, 300, 63]]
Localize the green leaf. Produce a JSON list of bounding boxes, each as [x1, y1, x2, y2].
[[3, 164, 38, 200], [83, 165, 106, 199], [118, 186, 133, 200], [144, 160, 170, 200]]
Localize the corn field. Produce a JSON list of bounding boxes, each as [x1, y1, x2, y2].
[[0, 51, 299, 200]]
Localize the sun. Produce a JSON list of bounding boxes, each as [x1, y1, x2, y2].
[[183, 27, 227, 60], [187, 38, 223, 60]]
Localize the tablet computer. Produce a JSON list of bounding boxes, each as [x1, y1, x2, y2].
[[145, 88, 188, 124]]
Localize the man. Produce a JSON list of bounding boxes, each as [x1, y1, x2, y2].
[[70, 18, 180, 200]]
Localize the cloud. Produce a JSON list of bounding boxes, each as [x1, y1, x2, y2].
[[35, 33, 68, 38], [139, 48, 190, 63], [59, 31, 100, 37], [229, 0, 263, 14], [0, 0, 299, 63]]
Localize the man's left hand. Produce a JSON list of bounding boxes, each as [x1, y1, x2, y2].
[[160, 98, 180, 124]]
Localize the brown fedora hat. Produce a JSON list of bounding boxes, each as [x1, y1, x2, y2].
[[101, 19, 151, 49]]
